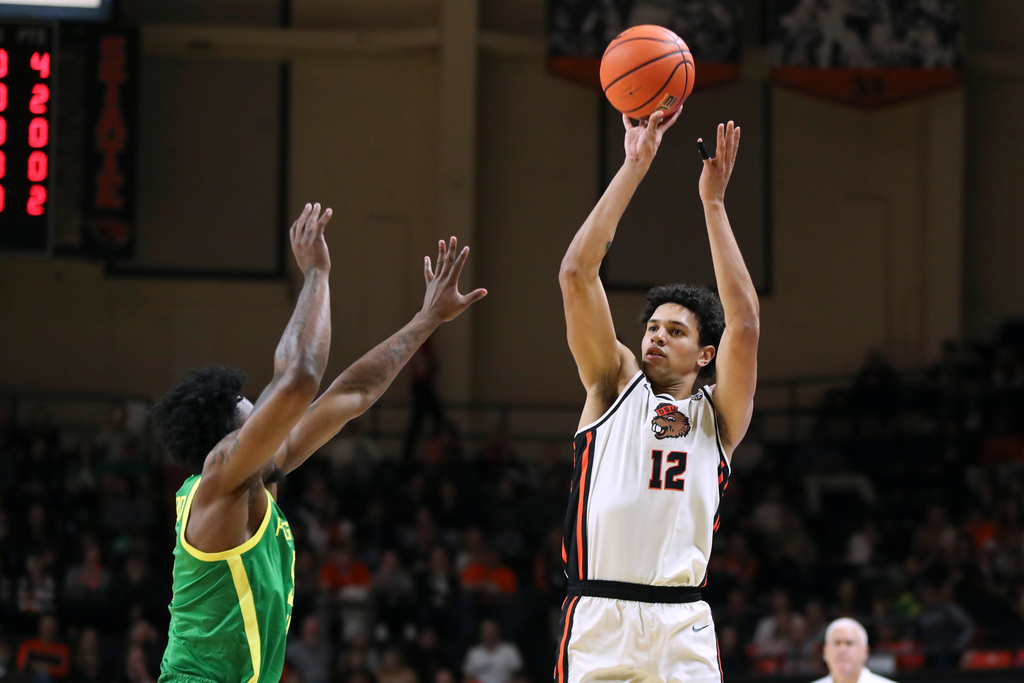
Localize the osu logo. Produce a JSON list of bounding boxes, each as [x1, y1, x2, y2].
[[651, 403, 690, 440]]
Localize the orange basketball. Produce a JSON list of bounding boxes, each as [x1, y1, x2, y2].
[[599, 25, 695, 120]]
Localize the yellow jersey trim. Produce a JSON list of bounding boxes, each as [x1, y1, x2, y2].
[[179, 477, 274, 562], [227, 555, 262, 683]]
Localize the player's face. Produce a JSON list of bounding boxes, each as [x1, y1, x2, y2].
[[641, 303, 713, 383], [823, 624, 868, 679]]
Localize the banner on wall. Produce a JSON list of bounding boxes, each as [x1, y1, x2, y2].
[[547, 0, 742, 91], [767, 0, 962, 108], [81, 28, 138, 257]]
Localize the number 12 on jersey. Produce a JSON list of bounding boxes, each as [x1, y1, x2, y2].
[[649, 450, 687, 491]]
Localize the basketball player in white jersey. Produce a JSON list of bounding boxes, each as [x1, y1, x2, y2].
[[555, 110, 758, 683]]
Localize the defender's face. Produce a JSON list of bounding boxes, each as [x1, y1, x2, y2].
[[823, 624, 868, 679], [641, 304, 713, 383]]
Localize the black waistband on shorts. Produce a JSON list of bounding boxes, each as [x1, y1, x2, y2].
[[567, 579, 702, 604]]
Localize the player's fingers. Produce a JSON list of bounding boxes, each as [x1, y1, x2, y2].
[[450, 245, 471, 279], [316, 207, 333, 235], [731, 126, 741, 164], [622, 113, 633, 131], [462, 288, 488, 306], [304, 203, 321, 235], [436, 240, 445, 273], [445, 237, 458, 272], [424, 256, 435, 282], [648, 111, 664, 131], [292, 203, 311, 237], [662, 107, 682, 129]]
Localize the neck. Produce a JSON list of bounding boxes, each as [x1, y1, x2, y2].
[[647, 372, 700, 400]]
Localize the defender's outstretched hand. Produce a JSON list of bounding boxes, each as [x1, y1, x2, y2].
[[623, 107, 682, 165], [422, 237, 487, 323], [290, 202, 332, 273], [698, 121, 741, 203]]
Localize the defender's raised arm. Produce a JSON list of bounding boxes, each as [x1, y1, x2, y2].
[[203, 202, 333, 493], [274, 237, 487, 473]]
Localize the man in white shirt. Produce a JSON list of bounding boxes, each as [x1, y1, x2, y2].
[[463, 619, 522, 683], [812, 618, 898, 683]]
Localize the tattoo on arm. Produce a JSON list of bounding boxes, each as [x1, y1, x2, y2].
[[339, 329, 422, 394], [604, 240, 612, 254], [214, 437, 241, 466]]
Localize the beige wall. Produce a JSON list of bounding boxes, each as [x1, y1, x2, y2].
[[1, 0, 1016, 411]]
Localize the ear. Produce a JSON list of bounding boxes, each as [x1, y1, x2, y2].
[[697, 345, 716, 367]]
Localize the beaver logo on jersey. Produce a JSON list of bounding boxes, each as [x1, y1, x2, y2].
[[651, 403, 691, 439]]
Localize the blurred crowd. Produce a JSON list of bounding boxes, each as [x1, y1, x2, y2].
[[2, 331, 1024, 683]]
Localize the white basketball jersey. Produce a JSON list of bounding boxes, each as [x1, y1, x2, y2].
[[562, 371, 730, 587]]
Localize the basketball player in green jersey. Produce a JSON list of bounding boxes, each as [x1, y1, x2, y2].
[[153, 203, 487, 683]]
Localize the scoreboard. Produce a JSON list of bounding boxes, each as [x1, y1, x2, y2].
[[0, 22, 53, 253]]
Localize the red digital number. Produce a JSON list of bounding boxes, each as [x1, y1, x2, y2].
[[0, 116, 5, 145], [0, 150, 5, 179], [28, 117, 47, 148], [0, 185, 4, 212], [29, 84, 48, 114], [30, 52, 50, 79], [27, 150, 46, 182], [0, 83, 6, 113], [0, 49, 7, 78], [26, 185, 46, 216]]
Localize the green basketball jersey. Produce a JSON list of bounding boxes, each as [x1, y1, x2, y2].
[[159, 475, 295, 683]]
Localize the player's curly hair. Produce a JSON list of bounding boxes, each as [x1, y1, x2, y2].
[[639, 284, 725, 384], [151, 366, 247, 473]]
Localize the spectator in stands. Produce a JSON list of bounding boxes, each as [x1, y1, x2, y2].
[[832, 578, 864, 620], [715, 624, 748, 679], [320, 544, 373, 641], [462, 620, 522, 683], [337, 633, 379, 683], [62, 536, 110, 628], [811, 618, 897, 683], [0, 638, 20, 683], [286, 615, 332, 683], [406, 627, 450, 683], [785, 617, 826, 676], [459, 546, 516, 605], [371, 549, 416, 641], [124, 644, 156, 683], [16, 615, 70, 680], [414, 546, 461, 639], [15, 554, 56, 627], [752, 589, 805, 659], [915, 582, 975, 668], [69, 628, 107, 683], [375, 646, 417, 683]]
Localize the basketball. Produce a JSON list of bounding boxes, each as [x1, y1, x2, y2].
[[599, 25, 695, 120]]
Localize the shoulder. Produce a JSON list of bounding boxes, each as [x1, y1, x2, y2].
[[809, 677, 831, 683]]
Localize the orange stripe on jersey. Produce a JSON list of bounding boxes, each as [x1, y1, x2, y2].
[[555, 596, 579, 683], [575, 431, 593, 578]]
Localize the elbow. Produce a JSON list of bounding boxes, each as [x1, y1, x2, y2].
[[732, 317, 760, 341], [558, 259, 581, 285], [559, 259, 595, 291], [277, 363, 322, 402]]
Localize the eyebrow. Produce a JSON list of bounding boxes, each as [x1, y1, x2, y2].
[[649, 318, 689, 330]]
